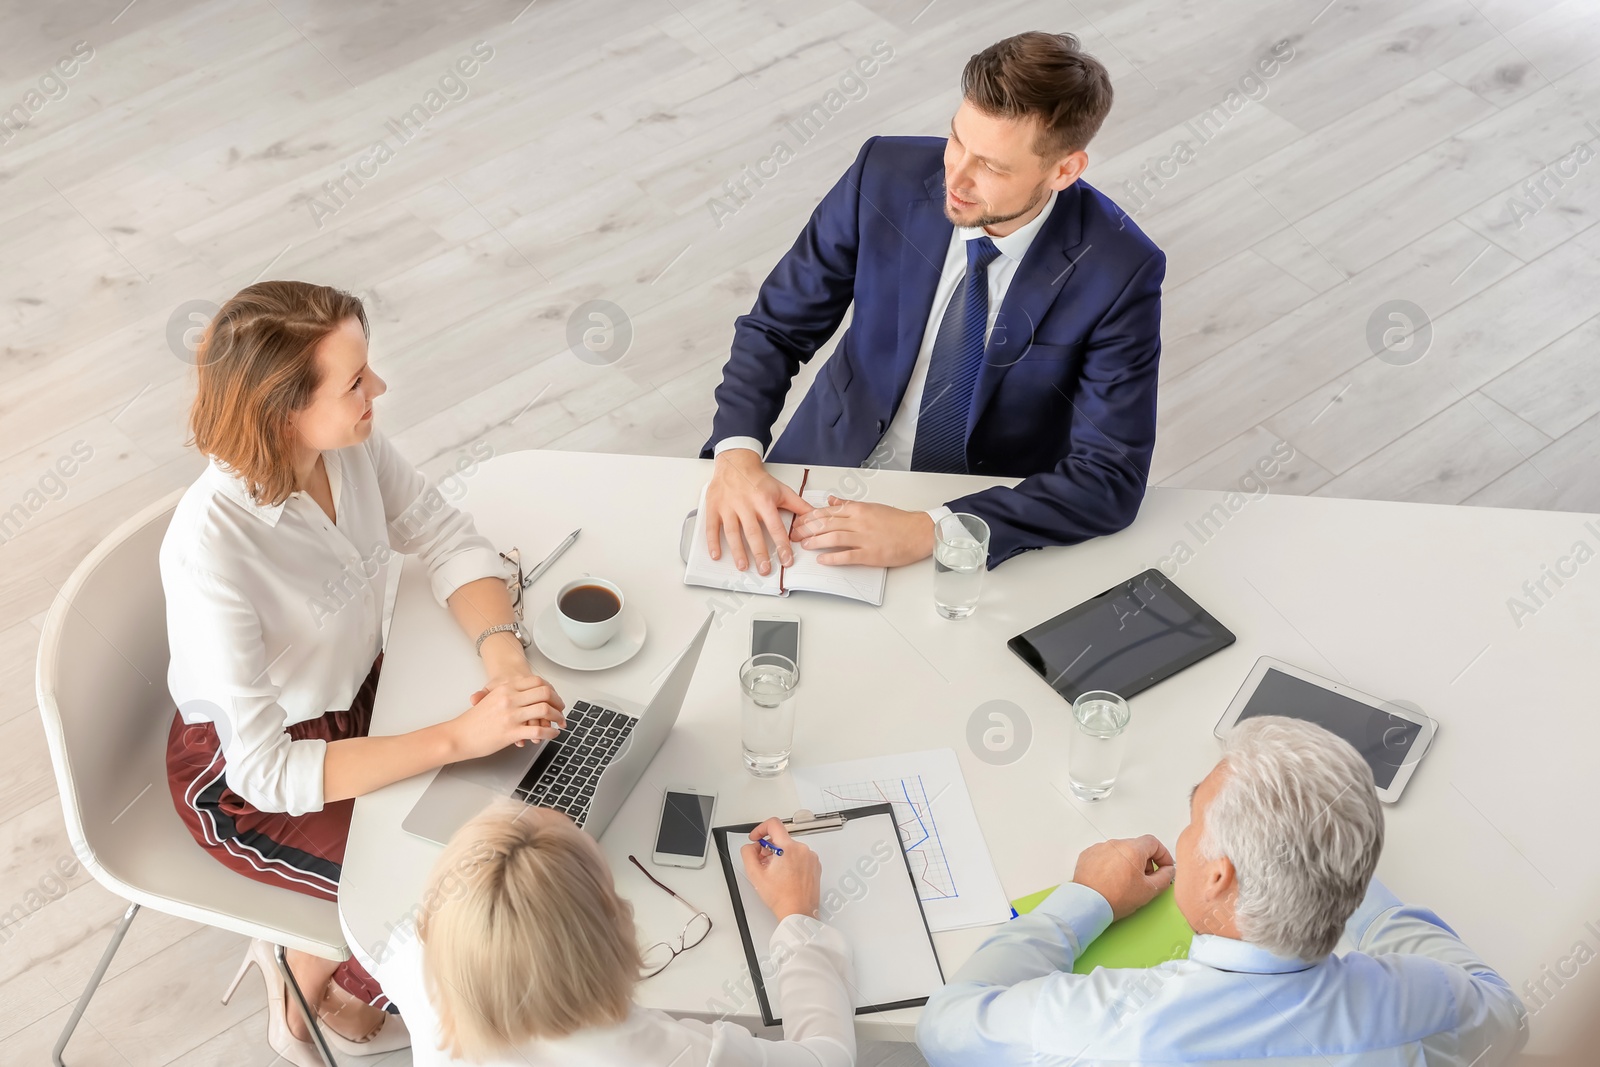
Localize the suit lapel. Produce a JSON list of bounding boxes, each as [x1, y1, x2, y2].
[[892, 168, 955, 404], [970, 183, 1086, 430]]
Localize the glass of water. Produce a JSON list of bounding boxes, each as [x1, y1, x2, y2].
[[1067, 691, 1130, 801], [740, 653, 799, 777], [933, 513, 989, 619]]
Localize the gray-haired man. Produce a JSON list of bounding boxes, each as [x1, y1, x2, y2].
[[918, 716, 1527, 1066]]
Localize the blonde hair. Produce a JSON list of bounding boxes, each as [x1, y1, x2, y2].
[[416, 799, 641, 1061]]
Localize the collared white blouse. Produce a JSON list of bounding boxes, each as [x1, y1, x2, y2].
[[364, 914, 856, 1067], [161, 427, 505, 816]]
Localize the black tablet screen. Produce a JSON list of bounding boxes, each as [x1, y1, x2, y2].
[[1010, 571, 1233, 702], [1236, 669, 1422, 789]]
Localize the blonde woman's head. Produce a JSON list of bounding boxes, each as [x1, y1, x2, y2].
[[416, 800, 641, 1061]]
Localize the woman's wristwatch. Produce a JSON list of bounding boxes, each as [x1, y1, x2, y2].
[[475, 621, 530, 655]]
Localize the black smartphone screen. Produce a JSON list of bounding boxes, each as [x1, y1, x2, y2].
[[656, 791, 714, 857], [751, 618, 799, 665]]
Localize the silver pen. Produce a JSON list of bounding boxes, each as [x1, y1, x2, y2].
[[522, 528, 581, 589]]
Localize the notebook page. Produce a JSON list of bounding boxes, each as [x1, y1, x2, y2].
[[782, 553, 887, 604], [683, 484, 784, 596], [781, 490, 889, 605]]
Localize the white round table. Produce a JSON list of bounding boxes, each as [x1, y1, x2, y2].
[[340, 449, 1599, 1056]]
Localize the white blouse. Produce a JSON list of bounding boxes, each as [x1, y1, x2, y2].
[[161, 426, 505, 816], [370, 914, 857, 1067]]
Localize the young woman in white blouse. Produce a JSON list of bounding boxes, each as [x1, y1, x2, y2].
[[371, 798, 857, 1067], [162, 281, 565, 1066]]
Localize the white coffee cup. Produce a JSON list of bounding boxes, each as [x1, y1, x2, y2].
[[555, 577, 624, 649]]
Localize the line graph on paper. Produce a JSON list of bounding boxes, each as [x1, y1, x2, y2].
[[793, 750, 1011, 930], [821, 775, 958, 902]]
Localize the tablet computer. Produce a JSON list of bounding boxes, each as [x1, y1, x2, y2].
[[1213, 656, 1437, 803], [1007, 569, 1236, 703]]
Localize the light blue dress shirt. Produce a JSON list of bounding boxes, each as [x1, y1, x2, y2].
[[916, 879, 1527, 1066]]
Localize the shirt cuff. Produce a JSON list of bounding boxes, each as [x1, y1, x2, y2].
[[771, 913, 848, 956], [428, 544, 507, 607], [926, 505, 953, 525], [1033, 882, 1116, 953], [713, 436, 766, 459], [282, 736, 330, 816]]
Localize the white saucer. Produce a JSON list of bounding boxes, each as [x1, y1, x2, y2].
[[531, 601, 647, 671]]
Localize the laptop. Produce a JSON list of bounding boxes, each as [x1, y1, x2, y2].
[[402, 611, 713, 845]]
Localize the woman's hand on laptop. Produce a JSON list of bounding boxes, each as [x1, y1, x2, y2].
[[741, 818, 822, 921], [453, 675, 567, 759]]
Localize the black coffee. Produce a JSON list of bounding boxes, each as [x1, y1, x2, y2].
[[560, 584, 620, 623]]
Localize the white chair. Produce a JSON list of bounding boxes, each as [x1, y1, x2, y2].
[[35, 488, 345, 1066]]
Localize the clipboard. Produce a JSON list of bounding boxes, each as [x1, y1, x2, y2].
[[713, 803, 945, 1026]]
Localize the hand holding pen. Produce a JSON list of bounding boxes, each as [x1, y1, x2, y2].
[[740, 817, 821, 922]]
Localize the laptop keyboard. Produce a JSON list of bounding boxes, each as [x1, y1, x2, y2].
[[511, 699, 636, 828]]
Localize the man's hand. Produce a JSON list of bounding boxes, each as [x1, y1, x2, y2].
[[705, 448, 812, 576], [740, 818, 822, 922], [788, 495, 936, 568], [1072, 835, 1175, 921]]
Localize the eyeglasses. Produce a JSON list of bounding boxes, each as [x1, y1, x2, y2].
[[498, 547, 532, 620], [628, 855, 712, 978]]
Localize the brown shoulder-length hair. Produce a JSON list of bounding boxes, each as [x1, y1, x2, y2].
[[188, 280, 368, 507], [961, 31, 1114, 160]]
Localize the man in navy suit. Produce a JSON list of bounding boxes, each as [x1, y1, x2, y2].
[[700, 31, 1164, 573]]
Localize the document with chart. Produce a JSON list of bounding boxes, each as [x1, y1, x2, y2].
[[791, 748, 1011, 931]]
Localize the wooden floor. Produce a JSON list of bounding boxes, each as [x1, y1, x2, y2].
[[3, 0, 1597, 1063]]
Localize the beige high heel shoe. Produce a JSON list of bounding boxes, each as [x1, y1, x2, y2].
[[221, 939, 324, 1067], [316, 978, 411, 1056]]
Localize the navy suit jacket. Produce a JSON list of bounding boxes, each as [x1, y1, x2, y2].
[[700, 135, 1165, 567]]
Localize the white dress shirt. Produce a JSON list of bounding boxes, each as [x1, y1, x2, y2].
[[161, 426, 505, 816], [714, 188, 1060, 504], [917, 879, 1527, 1067], [365, 913, 856, 1067]]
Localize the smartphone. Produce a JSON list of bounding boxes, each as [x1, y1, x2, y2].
[[751, 613, 800, 667], [652, 787, 717, 869]]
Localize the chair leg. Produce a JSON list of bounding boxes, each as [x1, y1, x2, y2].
[[273, 943, 340, 1067], [53, 901, 139, 1067]]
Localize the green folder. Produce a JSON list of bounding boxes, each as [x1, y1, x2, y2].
[[1010, 884, 1193, 973]]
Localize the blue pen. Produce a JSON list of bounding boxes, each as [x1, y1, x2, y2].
[[758, 837, 784, 856]]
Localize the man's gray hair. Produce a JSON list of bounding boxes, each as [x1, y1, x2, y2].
[[1201, 715, 1383, 960]]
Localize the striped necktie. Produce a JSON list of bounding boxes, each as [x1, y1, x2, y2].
[[911, 235, 1003, 473]]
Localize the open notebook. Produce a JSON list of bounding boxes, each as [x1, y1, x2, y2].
[[683, 470, 888, 605]]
